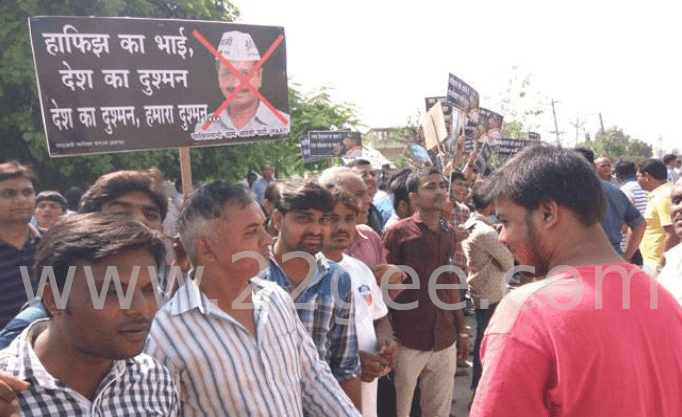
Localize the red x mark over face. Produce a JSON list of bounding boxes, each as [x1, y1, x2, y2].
[[192, 30, 288, 132]]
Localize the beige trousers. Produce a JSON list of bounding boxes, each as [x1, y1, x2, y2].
[[393, 343, 456, 417]]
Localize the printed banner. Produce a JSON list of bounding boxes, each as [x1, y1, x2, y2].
[[305, 130, 362, 159], [528, 131, 541, 141], [29, 16, 289, 156], [497, 138, 529, 156]]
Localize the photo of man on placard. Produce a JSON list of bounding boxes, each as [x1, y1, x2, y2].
[[334, 132, 363, 158], [194, 30, 290, 137]]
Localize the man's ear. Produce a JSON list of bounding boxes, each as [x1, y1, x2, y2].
[[42, 283, 62, 317], [271, 209, 283, 235], [196, 236, 216, 263], [536, 199, 560, 230]]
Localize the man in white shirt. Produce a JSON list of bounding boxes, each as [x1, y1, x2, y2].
[[320, 187, 400, 417]]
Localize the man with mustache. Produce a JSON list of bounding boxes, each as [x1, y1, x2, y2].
[[470, 146, 682, 416], [0, 214, 179, 416], [261, 182, 362, 409], [193, 31, 290, 137], [0, 162, 40, 330], [147, 181, 360, 416], [320, 187, 399, 417]]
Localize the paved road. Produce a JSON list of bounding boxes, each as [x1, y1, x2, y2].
[[450, 313, 476, 417]]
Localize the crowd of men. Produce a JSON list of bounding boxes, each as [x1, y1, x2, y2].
[[1, 146, 682, 417]]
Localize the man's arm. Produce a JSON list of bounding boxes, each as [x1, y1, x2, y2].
[[374, 315, 400, 369], [328, 275, 362, 409], [294, 304, 361, 416], [623, 219, 646, 261]]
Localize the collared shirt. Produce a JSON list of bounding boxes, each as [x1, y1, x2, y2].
[[1, 319, 179, 417], [373, 190, 395, 228], [450, 200, 470, 273], [601, 180, 645, 254], [620, 178, 649, 216], [146, 277, 360, 417], [195, 101, 290, 136], [0, 225, 40, 328], [345, 224, 387, 267], [251, 177, 276, 205], [382, 212, 459, 351], [463, 214, 514, 308], [259, 254, 360, 383], [641, 182, 674, 264]]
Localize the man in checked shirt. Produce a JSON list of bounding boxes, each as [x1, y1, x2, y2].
[[0, 213, 179, 416]]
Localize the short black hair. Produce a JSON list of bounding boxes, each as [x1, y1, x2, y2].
[[488, 145, 606, 227], [79, 169, 168, 220], [389, 170, 412, 210], [614, 161, 637, 179], [573, 147, 595, 164], [450, 170, 466, 183], [406, 167, 443, 194], [34, 213, 166, 291], [36, 191, 68, 211], [638, 159, 668, 181], [329, 187, 359, 215], [663, 154, 677, 165], [0, 161, 37, 187], [279, 182, 334, 215], [470, 180, 493, 211]]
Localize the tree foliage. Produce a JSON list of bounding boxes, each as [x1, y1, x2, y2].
[[575, 126, 653, 162]]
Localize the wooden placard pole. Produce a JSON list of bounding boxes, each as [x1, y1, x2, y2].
[[179, 148, 193, 195]]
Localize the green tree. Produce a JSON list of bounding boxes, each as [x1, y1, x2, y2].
[[575, 126, 653, 162], [0, 0, 238, 191], [186, 86, 360, 183]]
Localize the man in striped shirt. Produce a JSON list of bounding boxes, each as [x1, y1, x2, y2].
[[0, 214, 179, 416], [146, 181, 360, 416], [0, 162, 40, 329]]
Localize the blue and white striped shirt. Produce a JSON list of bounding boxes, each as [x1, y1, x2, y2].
[[146, 276, 361, 417]]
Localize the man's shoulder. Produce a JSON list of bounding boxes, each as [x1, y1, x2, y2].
[[124, 352, 175, 380]]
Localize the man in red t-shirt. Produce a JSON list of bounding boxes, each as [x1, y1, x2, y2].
[[470, 146, 682, 417]]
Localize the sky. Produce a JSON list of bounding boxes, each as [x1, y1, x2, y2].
[[238, 0, 681, 154]]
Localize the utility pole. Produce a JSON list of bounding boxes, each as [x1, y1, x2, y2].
[[598, 113, 605, 133], [569, 116, 585, 146], [550, 99, 561, 146]]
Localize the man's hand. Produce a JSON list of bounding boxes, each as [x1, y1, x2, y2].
[[378, 337, 401, 369], [359, 351, 388, 383], [0, 370, 29, 417], [371, 264, 403, 287], [455, 224, 469, 242], [458, 334, 471, 362]]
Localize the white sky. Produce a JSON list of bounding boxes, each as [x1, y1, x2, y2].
[[238, 0, 681, 154]]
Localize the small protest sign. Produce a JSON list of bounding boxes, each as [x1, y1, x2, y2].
[[425, 97, 458, 134], [528, 131, 541, 141], [496, 138, 529, 156], [29, 16, 289, 156], [422, 101, 447, 151], [306, 130, 362, 159], [446, 73, 478, 112]]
